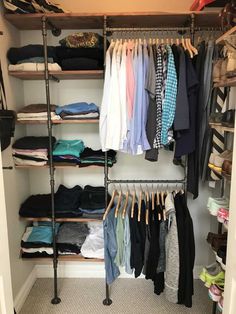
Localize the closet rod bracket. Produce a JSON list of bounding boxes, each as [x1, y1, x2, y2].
[[46, 18, 61, 37], [49, 74, 60, 83]]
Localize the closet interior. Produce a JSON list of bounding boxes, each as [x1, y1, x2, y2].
[[2, 8, 230, 313]]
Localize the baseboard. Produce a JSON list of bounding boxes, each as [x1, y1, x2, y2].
[[36, 263, 203, 280], [14, 268, 37, 313]]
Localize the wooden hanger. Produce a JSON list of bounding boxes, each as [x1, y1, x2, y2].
[[176, 37, 180, 45], [185, 38, 194, 58], [138, 186, 143, 222], [103, 188, 117, 220], [181, 36, 187, 50], [131, 185, 136, 218], [151, 184, 155, 211], [145, 185, 149, 225], [187, 38, 198, 56], [115, 186, 122, 218], [122, 186, 130, 219]]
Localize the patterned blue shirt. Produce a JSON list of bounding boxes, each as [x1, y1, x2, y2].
[[161, 45, 177, 145]]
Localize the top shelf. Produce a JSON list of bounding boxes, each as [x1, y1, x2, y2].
[[4, 11, 221, 30]]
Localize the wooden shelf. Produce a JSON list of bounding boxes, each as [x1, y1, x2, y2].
[[4, 11, 221, 30], [9, 70, 104, 80], [17, 118, 99, 124], [20, 217, 102, 222], [214, 77, 236, 88], [15, 164, 104, 169], [216, 26, 236, 45], [209, 123, 234, 133], [22, 255, 104, 262]]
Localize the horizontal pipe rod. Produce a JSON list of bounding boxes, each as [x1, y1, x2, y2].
[[106, 27, 221, 32], [106, 27, 190, 32], [107, 179, 186, 184]]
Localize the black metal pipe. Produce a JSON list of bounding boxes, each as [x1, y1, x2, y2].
[[107, 179, 186, 184], [102, 15, 112, 307], [42, 15, 61, 305]]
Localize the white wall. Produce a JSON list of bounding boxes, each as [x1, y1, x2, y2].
[[57, 0, 196, 12], [19, 28, 212, 269], [0, 7, 34, 300]]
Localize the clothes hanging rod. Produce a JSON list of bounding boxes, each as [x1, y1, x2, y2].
[[106, 27, 190, 32], [107, 179, 186, 184], [106, 26, 222, 32]]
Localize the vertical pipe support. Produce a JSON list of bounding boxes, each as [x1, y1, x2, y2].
[[102, 15, 112, 307], [190, 13, 195, 44], [42, 15, 61, 305]]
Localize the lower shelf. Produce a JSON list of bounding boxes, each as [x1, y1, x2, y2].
[[22, 255, 104, 262], [20, 217, 102, 222]]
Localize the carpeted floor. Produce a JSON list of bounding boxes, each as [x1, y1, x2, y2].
[[19, 279, 211, 314]]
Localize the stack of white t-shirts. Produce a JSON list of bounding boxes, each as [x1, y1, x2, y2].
[[17, 104, 60, 121], [81, 222, 104, 259], [9, 63, 62, 71]]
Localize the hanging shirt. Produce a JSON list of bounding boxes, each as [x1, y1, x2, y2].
[[105, 40, 122, 150], [140, 42, 151, 152], [161, 45, 178, 146], [126, 40, 135, 120], [119, 41, 128, 150], [100, 41, 115, 151], [153, 46, 163, 149]]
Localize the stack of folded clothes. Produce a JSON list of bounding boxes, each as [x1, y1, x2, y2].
[[17, 104, 60, 121], [19, 184, 83, 218], [57, 223, 89, 255], [55, 32, 104, 70], [81, 222, 104, 259], [12, 136, 56, 166], [55, 102, 99, 120], [79, 185, 111, 219], [3, 0, 68, 14], [52, 139, 85, 165], [21, 222, 60, 258], [7, 45, 61, 72], [79, 148, 116, 167]]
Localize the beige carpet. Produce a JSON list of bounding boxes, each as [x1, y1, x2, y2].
[[19, 279, 212, 314]]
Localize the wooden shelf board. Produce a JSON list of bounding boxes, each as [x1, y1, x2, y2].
[[209, 123, 234, 133], [15, 164, 104, 169], [22, 255, 104, 262], [216, 26, 236, 45], [214, 77, 236, 88], [17, 119, 99, 124], [20, 217, 102, 222], [5, 11, 221, 30], [9, 70, 104, 80]]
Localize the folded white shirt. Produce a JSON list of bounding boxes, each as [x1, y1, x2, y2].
[[80, 222, 104, 259], [13, 157, 47, 166], [9, 63, 62, 72]]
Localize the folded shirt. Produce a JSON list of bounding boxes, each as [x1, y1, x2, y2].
[[54, 184, 82, 212], [12, 148, 48, 159], [13, 136, 56, 150], [81, 222, 104, 259], [7, 45, 56, 65], [17, 113, 60, 121], [17, 57, 54, 64], [60, 112, 99, 120], [59, 32, 104, 49], [9, 63, 62, 72], [55, 46, 103, 63], [61, 58, 103, 71], [13, 157, 47, 166], [17, 104, 57, 114], [80, 185, 111, 210], [55, 102, 99, 116], [21, 247, 54, 254], [21, 226, 54, 248], [57, 223, 89, 253], [53, 140, 85, 158]]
